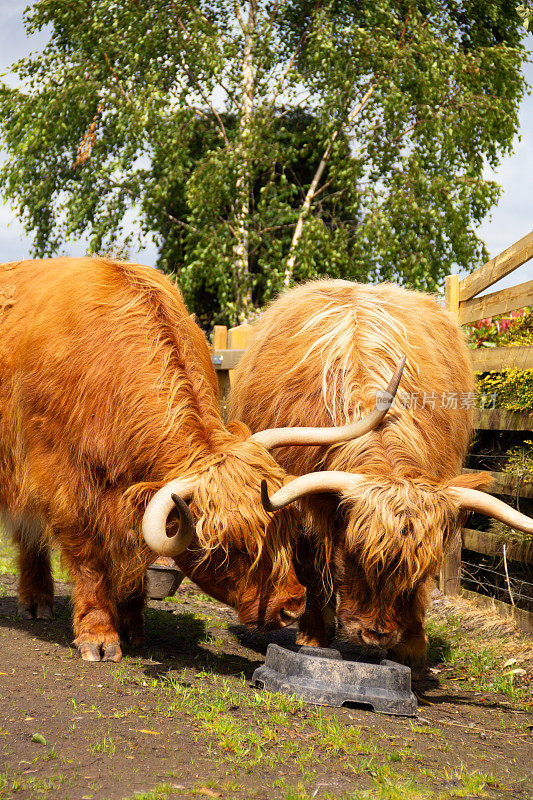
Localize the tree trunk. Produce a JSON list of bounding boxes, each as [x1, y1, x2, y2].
[[233, 0, 257, 324], [283, 84, 375, 288]]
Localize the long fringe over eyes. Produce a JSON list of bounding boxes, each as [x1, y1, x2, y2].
[[127, 437, 297, 587], [340, 478, 459, 596]]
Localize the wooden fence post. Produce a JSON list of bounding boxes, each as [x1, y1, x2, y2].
[[441, 274, 462, 595], [445, 274, 460, 320], [212, 326, 230, 422], [213, 325, 228, 351], [227, 323, 253, 350], [227, 324, 253, 387], [440, 530, 462, 596], [211, 324, 253, 424]]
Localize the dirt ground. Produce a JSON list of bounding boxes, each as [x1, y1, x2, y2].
[[0, 572, 531, 800]]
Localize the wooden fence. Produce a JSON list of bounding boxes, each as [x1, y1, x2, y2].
[[442, 230, 533, 633], [211, 233, 533, 632], [211, 323, 253, 423]]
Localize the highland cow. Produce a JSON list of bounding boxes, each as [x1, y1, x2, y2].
[[230, 280, 533, 676], [0, 258, 314, 662]]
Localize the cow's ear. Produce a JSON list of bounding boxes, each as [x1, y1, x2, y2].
[[447, 471, 492, 491]]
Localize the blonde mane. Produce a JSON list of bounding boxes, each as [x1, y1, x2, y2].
[[230, 278, 477, 598]]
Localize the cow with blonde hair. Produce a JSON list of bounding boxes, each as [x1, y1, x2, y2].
[[230, 280, 533, 676]]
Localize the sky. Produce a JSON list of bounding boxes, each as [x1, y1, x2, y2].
[[0, 1, 532, 297]]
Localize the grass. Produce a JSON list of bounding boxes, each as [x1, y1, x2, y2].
[[0, 531, 69, 583], [0, 526, 531, 800], [443, 766, 500, 797], [152, 672, 312, 768], [0, 771, 66, 800], [426, 613, 532, 707], [124, 668, 473, 798], [122, 786, 176, 800], [89, 733, 117, 758], [312, 713, 370, 757], [407, 721, 442, 737], [143, 669, 381, 775], [0, 644, 526, 800], [0, 534, 16, 576]]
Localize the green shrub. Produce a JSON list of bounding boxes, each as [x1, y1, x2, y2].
[[467, 306, 533, 412]]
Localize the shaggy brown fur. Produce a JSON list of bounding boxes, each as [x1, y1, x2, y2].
[[0, 258, 305, 661], [230, 279, 487, 675]]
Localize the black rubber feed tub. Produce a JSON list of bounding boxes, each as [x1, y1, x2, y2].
[[253, 644, 417, 716], [145, 557, 185, 600]]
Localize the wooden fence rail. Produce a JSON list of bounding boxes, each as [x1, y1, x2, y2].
[[442, 230, 533, 633]]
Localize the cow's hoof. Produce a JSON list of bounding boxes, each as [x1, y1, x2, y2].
[[36, 603, 54, 620], [408, 655, 428, 682], [102, 643, 122, 663], [17, 601, 35, 620], [78, 643, 102, 662], [295, 633, 327, 647]]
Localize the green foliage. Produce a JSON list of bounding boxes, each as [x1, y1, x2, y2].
[[503, 440, 533, 479], [518, 4, 533, 33], [470, 307, 533, 411], [0, 0, 529, 325], [476, 369, 533, 412], [500, 305, 533, 346], [468, 306, 533, 348]]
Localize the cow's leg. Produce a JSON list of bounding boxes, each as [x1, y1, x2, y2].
[[296, 598, 336, 648], [388, 627, 428, 680], [14, 521, 54, 620], [293, 534, 336, 648], [61, 551, 122, 663], [388, 584, 429, 680], [117, 585, 146, 648]]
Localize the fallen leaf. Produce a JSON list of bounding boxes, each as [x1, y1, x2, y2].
[[128, 728, 160, 735], [31, 733, 47, 745]]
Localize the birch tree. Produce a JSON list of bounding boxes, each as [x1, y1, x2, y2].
[[233, 0, 257, 319], [0, 0, 529, 326]]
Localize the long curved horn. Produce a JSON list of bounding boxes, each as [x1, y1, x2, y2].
[[142, 479, 197, 557], [449, 486, 533, 534], [251, 356, 406, 451], [261, 472, 366, 512]]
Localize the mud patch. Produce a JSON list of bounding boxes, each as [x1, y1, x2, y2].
[[0, 574, 531, 800]]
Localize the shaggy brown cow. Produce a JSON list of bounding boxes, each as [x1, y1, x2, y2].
[[0, 257, 317, 663], [230, 280, 533, 676]]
